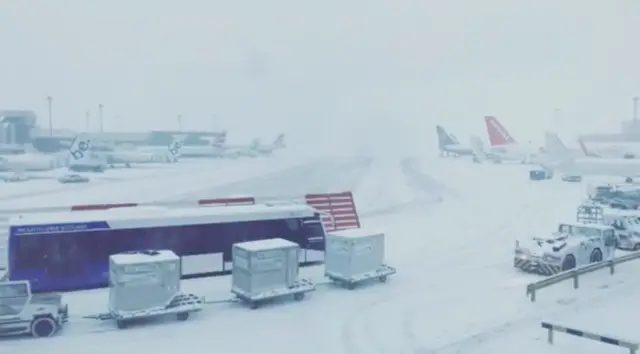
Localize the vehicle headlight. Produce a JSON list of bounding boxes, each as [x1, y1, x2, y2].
[[542, 254, 562, 263]]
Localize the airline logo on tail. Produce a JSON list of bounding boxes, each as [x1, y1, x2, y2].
[[168, 140, 183, 157], [485, 116, 516, 146], [69, 137, 91, 161]]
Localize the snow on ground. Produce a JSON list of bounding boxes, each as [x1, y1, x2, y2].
[[0, 156, 306, 210], [160, 156, 375, 203], [2, 156, 638, 354]]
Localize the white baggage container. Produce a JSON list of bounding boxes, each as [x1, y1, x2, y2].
[[325, 228, 385, 278], [232, 238, 300, 297], [325, 229, 395, 289], [108, 250, 181, 314]]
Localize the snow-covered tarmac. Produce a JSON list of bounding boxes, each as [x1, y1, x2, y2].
[[0, 156, 637, 354]]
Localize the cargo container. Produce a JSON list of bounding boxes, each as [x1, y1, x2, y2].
[[325, 229, 395, 289], [232, 238, 315, 308]]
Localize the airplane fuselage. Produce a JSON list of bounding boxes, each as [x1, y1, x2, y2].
[[440, 144, 474, 157], [558, 157, 640, 177]]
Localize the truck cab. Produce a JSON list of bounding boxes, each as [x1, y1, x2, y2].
[[602, 210, 640, 250], [0, 280, 68, 338]]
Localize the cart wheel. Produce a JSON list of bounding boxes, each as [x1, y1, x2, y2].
[[31, 317, 58, 338], [293, 292, 305, 301], [347, 282, 356, 290], [177, 312, 190, 321], [379, 275, 388, 283], [116, 320, 128, 329]]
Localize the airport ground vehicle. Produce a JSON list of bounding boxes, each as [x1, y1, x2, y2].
[[589, 183, 640, 209], [0, 280, 68, 337], [601, 208, 640, 250], [561, 175, 582, 182], [3, 173, 29, 182], [58, 174, 90, 183], [514, 204, 617, 275], [529, 169, 553, 180], [7, 203, 327, 292]]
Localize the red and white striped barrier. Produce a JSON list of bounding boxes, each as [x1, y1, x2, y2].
[[0, 191, 361, 232]]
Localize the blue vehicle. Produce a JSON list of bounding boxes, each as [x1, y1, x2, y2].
[[7, 203, 327, 292]]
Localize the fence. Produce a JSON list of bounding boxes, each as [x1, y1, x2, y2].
[[526, 251, 640, 302], [541, 322, 638, 354]]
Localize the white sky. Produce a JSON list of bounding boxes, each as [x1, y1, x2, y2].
[[1, 0, 639, 153]]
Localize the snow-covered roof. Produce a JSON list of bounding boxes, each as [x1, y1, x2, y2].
[[565, 221, 613, 231], [110, 250, 178, 265], [234, 238, 298, 252], [9, 203, 318, 235], [328, 228, 379, 238]]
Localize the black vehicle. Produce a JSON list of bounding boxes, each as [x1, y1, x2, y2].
[[589, 185, 640, 209]]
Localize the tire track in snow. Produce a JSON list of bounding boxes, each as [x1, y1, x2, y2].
[[338, 161, 584, 354], [0, 158, 375, 343], [354, 157, 454, 219], [399, 166, 590, 353], [166, 157, 373, 201]]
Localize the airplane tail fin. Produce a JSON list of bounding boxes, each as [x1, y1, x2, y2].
[[273, 134, 285, 149], [544, 132, 573, 163], [436, 125, 457, 150], [212, 134, 226, 148], [68, 136, 92, 163], [578, 138, 599, 157], [485, 116, 516, 146], [469, 136, 487, 162]]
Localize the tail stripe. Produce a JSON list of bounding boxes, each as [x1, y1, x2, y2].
[[485, 116, 516, 146]]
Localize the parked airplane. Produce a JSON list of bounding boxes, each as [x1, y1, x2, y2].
[[545, 132, 640, 181], [0, 152, 63, 172], [104, 138, 184, 167], [436, 126, 475, 157], [578, 139, 637, 159], [483, 116, 544, 164], [179, 134, 244, 158], [250, 134, 286, 156], [68, 137, 108, 172]]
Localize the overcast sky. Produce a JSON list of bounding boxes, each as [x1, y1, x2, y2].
[[1, 0, 639, 154]]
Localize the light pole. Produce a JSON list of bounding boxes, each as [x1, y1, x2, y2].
[[98, 104, 104, 133], [47, 96, 53, 136], [85, 111, 91, 131]]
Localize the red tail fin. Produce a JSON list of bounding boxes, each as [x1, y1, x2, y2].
[[484, 116, 516, 146]]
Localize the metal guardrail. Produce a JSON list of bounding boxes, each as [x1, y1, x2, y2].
[[542, 322, 638, 354], [526, 251, 640, 302]]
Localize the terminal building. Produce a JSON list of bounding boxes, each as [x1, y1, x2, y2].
[[0, 110, 224, 153]]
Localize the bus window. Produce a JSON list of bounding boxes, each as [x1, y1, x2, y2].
[[284, 218, 301, 232], [14, 234, 47, 270]]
